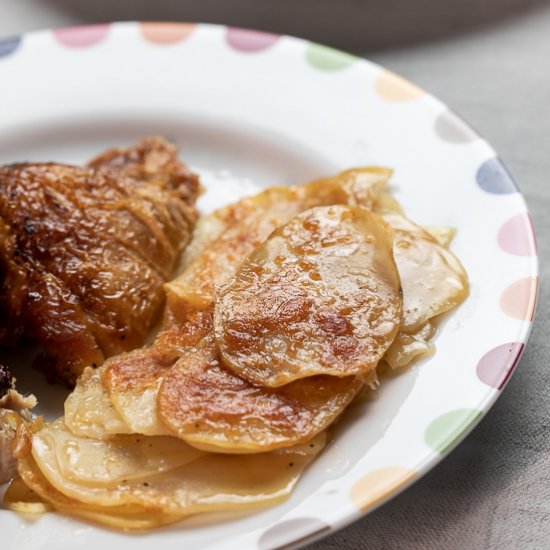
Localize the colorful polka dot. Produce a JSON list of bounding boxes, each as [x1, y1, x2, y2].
[[498, 213, 536, 256], [435, 110, 478, 143], [258, 518, 330, 550], [476, 157, 518, 194], [226, 27, 280, 53], [476, 342, 524, 389], [0, 36, 21, 58], [374, 70, 425, 102], [54, 24, 111, 48], [350, 467, 416, 512], [425, 409, 483, 454], [500, 277, 538, 320], [306, 43, 358, 71], [139, 22, 196, 45]]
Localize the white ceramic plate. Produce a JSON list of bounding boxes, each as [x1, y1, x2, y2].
[[0, 22, 538, 550]]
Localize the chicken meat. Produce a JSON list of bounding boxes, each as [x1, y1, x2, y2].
[[0, 137, 200, 386]]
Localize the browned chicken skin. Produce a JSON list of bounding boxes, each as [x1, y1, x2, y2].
[[0, 137, 200, 386]]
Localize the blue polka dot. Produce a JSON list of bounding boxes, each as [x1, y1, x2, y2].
[[0, 36, 21, 58], [476, 157, 518, 195]]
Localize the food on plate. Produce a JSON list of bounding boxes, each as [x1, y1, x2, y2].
[[13, 418, 325, 526], [4, 161, 469, 530], [0, 365, 36, 484], [214, 206, 402, 387], [166, 167, 392, 324], [0, 137, 200, 386]]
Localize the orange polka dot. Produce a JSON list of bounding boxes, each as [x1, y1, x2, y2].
[[350, 466, 416, 511], [374, 70, 425, 102], [139, 22, 196, 45], [500, 277, 538, 320]]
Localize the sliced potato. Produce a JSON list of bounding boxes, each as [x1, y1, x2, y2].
[[157, 332, 361, 453], [17, 453, 183, 530], [384, 322, 436, 369], [3, 475, 51, 514], [101, 348, 182, 436], [383, 213, 468, 334], [28, 420, 326, 516], [214, 205, 402, 387], [36, 418, 204, 487], [166, 168, 392, 325], [64, 367, 132, 438]]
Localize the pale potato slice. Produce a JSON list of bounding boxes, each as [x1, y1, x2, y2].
[[64, 367, 133, 438], [157, 331, 362, 453], [166, 168, 392, 325], [37, 418, 204, 487], [16, 453, 183, 530], [383, 213, 468, 334], [101, 348, 181, 436], [27, 420, 326, 516], [384, 322, 436, 369], [214, 205, 402, 387]]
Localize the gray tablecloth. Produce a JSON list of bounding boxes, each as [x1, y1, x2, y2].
[[1, 1, 548, 548]]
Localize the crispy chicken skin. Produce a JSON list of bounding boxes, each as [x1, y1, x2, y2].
[[0, 137, 200, 386]]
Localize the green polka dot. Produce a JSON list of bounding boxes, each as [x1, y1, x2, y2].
[[306, 43, 358, 71], [425, 409, 483, 454]]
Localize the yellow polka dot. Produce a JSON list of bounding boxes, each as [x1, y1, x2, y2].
[[139, 22, 196, 45], [374, 70, 425, 102], [350, 466, 416, 511]]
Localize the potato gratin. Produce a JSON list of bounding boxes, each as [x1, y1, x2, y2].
[[4, 166, 468, 530]]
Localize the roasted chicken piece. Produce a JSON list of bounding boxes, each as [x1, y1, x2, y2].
[[0, 137, 200, 386]]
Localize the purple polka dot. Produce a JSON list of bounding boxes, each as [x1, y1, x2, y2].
[[226, 27, 280, 53], [476, 342, 524, 389], [258, 518, 331, 549], [0, 36, 21, 58], [476, 157, 518, 195], [435, 110, 478, 143], [54, 24, 111, 48], [498, 213, 537, 256]]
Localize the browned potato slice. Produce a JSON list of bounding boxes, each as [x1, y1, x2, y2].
[[24, 420, 325, 518], [166, 168, 392, 325], [214, 205, 402, 387], [64, 367, 133, 438], [383, 213, 468, 334], [157, 332, 362, 453]]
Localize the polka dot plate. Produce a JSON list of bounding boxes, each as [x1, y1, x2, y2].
[[0, 22, 538, 550]]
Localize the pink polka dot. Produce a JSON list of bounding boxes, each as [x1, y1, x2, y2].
[[498, 213, 536, 256], [500, 277, 538, 320], [54, 24, 111, 48], [226, 27, 280, 53], [476, 342, 524, 389]]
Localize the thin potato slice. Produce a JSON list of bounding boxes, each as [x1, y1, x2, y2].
[[17, 454, 183, 530], [214, 206, 402, 387], [64, 367, 133, 438], [383, 213, 468, 334], [166, 168, 392, 325], [101, 348, 182, 436], [157, 332, 362, 453], [384, 322, 436, 369], [4, 475, 51, 514], [101, 311, 212, 437], [27, 420, 326, 516], [38, 418, 204, 487]]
